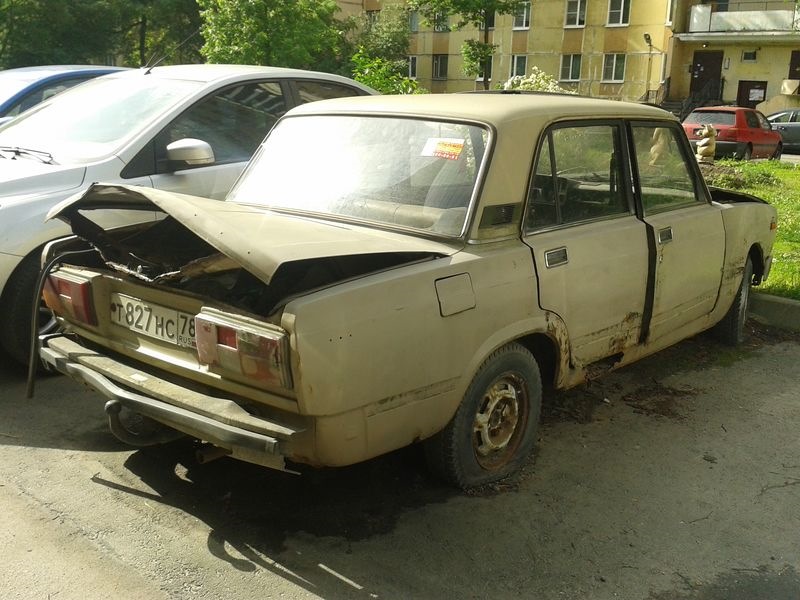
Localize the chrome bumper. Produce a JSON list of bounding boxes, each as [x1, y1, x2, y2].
[[39, 335, 302, 471]]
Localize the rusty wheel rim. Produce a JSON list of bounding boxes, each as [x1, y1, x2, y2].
[[472, 373, 528, 470]]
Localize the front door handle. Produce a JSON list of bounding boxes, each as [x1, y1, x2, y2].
[[545, 246, 568, 268], [658, 227, 673, 244]]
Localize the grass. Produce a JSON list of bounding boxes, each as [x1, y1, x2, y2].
[[701, 159, 800, 301]]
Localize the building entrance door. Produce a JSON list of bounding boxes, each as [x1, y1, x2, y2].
[[689, 51, 723, 100]]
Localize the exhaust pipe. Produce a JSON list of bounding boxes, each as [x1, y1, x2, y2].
[[105, 400, 185, 447]]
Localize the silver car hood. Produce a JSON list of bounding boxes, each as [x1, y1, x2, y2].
[[0, 157, 86, 198], [48, 183, 459, 284]]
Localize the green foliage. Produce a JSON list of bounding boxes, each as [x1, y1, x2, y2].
[[355, 3, 411, 62], [0, 0, 201, 68], [0, 0, 124, 67], [500, 67, 576, 94], [410, 0, 525, 89], [461, 39, 495, 79], [198, 0, 353, 73], [351, 47, 426, 94], [703, 159, 800, 300]]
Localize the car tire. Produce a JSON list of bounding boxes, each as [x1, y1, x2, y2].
[[424, 342, 542, 489], [771, 144, 783, 161], [713, 256, 753, 346], [736, 144, 753, 161], [0, 252, 57, 367]]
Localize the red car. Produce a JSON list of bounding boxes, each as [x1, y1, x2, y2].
[[682, 105, 782, 160]]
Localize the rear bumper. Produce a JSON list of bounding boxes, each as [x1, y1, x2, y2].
[[39, 335, 304, 471]]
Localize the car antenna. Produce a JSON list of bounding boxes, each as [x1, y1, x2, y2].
[[144, 26, 201, 74]]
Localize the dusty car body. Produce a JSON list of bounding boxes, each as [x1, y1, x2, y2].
[[37, 94, 777, 488]]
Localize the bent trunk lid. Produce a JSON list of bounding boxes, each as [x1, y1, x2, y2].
[[48, 183, 459, 283]]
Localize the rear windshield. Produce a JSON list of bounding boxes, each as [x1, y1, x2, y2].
[[684, 111, 735, 126]]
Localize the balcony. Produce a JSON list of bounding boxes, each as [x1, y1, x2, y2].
[[688, 1, 798, 33]]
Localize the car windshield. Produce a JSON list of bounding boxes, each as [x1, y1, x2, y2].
[[0, 74, 201, 163], [685, 111, 735, 126], [228, 115, 489, 237]]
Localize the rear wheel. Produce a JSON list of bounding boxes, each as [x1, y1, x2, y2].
[[0, 252, 57, 366], [714, 256, 753, 345], [771, 143, 783, 161], [424, 342, 542, 489], [736, 144, 753, 161]]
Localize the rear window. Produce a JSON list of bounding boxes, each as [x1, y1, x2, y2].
[[684, 111, 735, 126]]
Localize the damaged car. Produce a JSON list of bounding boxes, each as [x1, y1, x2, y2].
[[36, 93, 777, 488]]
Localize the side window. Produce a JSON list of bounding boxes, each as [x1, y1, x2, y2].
[[155, 81, 287, 172], [792, 111, 800, 123], [756, 112, 771, 130], [526, 123, 629, 231], [631, 124, 701, 214], [771, 112, 790, 124], [744, 111, 760, 129], [293, 80, 362, 104]]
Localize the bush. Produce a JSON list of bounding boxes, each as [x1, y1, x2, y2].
[[500, 67, 576, 95]]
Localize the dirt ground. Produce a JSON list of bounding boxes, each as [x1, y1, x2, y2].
[[1, 321, 799, 599]]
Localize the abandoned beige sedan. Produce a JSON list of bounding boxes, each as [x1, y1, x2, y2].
[[38, 93, 776, 488]]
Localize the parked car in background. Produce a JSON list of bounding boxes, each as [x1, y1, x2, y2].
[[39, 93, 776, 489], [682, 105, 782, 160], [0, 65, 127, 125], [0, 64, 374, 365], [767, 108, 800, 153]]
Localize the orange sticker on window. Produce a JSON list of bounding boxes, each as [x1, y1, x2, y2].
[[422, 138, 465, 160]]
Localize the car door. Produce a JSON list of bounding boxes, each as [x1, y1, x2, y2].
[[522, 121, 649, 365], [123, 80, 291, 200], [629, 122, 725, 343], [152, 80, 292, 199]]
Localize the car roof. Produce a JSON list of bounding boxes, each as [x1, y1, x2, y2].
[[0, 65, 126, 83], [286, 92, 674, 126], [691, 105, 748, 113], [101, 64, 374, 88]]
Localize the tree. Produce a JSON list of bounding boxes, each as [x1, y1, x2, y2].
[[198, 0, 354, 74], [351, 46, 425, 94], [410, 0, 526, 90], [355, 2, 411, 62], [0, 0, 201, 69], [500, 66, 576, 94], [0, 0, 128, 68], [117, 0, 202, 67]]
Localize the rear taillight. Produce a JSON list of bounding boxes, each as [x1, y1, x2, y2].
[[195, 312, 292, 388], [43, 271, 97, 326]]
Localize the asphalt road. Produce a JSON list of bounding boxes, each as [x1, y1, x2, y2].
[[1, 322, 799, 599]]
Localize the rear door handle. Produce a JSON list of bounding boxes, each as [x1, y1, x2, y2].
[[658, 227, 673, 244]]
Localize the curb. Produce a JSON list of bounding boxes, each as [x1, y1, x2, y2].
[[750, 292, 800, 332]]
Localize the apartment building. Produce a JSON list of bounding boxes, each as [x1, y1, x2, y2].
[[350, 0, 800, 113]]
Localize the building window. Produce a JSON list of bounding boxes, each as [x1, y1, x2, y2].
[[409, 10, 419, 33], [565, 0, 586, 27], [479, 11, 496, 29], [607, 0, 630, 26], [511, 55, 528, 77], [513, 2, 531, 29], [408, 56, 418, 79], [560, 54, 582, 81], [602, 53, 626, 81], [666, 0, 676, 24], [477, 56, 493, 81], [433, 12, 450, 32], [742, 50, 758, 62], [433, 54, 449, 79], [365, 10, 380, 25]]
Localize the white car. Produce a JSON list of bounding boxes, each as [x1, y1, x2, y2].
[[0, 64, 373, 364]]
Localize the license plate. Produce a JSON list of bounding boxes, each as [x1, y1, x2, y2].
[[110, 293, 196, 348]]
